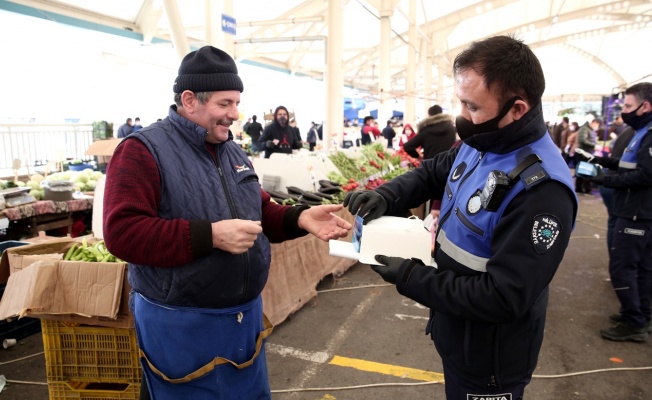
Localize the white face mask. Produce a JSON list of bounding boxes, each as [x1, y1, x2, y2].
[[405, 130, 412, 134], [569, 126, 577, 132]]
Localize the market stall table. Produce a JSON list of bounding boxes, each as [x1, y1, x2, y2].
[[1, 199, 93, 240]]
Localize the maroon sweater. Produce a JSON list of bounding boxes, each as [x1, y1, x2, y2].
[[103, 138, 307, 267]]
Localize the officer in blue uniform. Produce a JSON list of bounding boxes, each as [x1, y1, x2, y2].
[[577, 82, 652, 342], [345, 36, 577, 399]]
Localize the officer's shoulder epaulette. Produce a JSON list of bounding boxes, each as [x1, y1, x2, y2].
[[521, 160, 550, 190]]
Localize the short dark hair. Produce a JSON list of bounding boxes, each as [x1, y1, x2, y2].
[[625, 82, 652, 104], [562, 116, 569, 123], [428, 105, 443, 116], [252, 115, 257, 121], [363, 116, 374, 125], [453, 35, 545, 105]]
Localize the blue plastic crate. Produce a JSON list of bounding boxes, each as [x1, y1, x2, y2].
[[0, 241, 41, 341]]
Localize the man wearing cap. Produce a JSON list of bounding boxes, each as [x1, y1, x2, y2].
[[103, 46, 352, 399]]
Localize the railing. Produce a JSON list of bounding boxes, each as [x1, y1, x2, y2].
[[0, 124, 95, 174]]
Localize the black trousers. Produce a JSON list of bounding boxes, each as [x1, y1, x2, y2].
[[609, 217, 652, 327], [442, 360, 530, 400]]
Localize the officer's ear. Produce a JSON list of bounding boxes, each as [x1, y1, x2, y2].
[[511, 99, 530, 122]]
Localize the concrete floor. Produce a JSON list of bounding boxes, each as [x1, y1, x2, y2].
[[1, 190, 651, 399]]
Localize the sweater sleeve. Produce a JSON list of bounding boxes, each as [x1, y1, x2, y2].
[[103, 138, 210, 267], [260, 188, 309, 242]]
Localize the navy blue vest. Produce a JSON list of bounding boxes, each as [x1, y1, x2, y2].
[[438, 133, 575, 272], [127, 107, 271, 308]]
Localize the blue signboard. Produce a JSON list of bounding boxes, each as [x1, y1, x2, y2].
[[221, 14, 236, 35]]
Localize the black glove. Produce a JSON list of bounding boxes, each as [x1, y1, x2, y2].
[[265, 140, 275, 149], [575, 165, 607, 185], [343, 190, 387, 225], [588, 165, 607, 185], [372, 255, 425, 284]]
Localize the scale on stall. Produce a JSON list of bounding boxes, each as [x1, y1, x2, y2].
[[0, 187, 36, 208]]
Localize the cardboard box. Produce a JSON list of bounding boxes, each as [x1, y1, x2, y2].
[[85, 138, 122, 156], [0, 238, 132, 328]]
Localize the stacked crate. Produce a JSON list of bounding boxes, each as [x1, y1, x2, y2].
[[41, 320, 142, 400]]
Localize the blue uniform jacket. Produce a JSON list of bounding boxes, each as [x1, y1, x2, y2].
[[374, 104, 577, 388]]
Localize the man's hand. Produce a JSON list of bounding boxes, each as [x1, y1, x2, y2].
[[343, 190, 387, 224], [574, 148, 595, 163], [588, 165, 607, 185], [211, 219, 262, 254], [298, 204, 352, 241], [371, 255, 407, 284], [373, 255, 426, 284], [577, 164, 606, 185]]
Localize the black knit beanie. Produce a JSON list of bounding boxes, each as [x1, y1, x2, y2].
[[173, 46, 244, 93]]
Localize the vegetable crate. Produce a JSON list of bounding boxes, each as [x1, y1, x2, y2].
[[41, 320, 142, 384], [47, 381, 140, 400]]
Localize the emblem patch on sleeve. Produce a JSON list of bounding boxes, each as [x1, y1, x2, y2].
[[531, 214, 562, 254]]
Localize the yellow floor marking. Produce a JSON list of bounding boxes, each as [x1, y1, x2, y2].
[[328, 355, 445, 382], [318, 395, 337, 400]]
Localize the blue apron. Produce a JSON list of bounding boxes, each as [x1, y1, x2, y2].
[[132, 292, 273, 400]]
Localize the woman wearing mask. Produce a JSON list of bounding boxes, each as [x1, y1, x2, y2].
[[398, 124, 416, 148]]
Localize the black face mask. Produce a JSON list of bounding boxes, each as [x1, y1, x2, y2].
[[620, 102, 650, 131], [455, 96, 521, 140], [277, 116, 288, 127]]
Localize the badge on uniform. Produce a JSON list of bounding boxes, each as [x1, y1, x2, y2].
[[451, 162, 467, 182], [467, 394, 511, 400], [531, 214, 562, 254]]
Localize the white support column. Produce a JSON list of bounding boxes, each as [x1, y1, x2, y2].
[[378, 0, 393, 125], [405, 0, 417, 126], [162, 0, 190, 60], [325, 0, 344, 151], [423, 34, 433, 114], [437, 57, 445, 105], [205, 0, 235, 57]]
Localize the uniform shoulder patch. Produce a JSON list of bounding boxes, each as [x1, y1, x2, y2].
[[531, 214, 562, 254]]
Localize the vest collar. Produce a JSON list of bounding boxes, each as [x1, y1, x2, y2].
[[168, 105, 234, 147], [463, 103, 547, 154]]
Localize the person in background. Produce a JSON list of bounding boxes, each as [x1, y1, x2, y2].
[[558, 117, 572, 153], [610, 115, 628, 137], [563, 121, 580, 166], [344, 35, 576, 399], [306, 121, 319, 151], [103, 45, 352, 399], [550, 116, 568, 150], [117, 118, 133, 138], [360, 116, 381, 145], [398, 123, 416, 148], [242, 117, 252, 134], [404, 105, 456, 160], [576, 82, 652, 342], [575, 116, 600, 193], [259, 106, 302, 158], [246, 115, 264, 154], [133, 117, 143, 132], [404, 104, 458, 219], [381, 120, 395, 149], [289, 118, 301, 143]]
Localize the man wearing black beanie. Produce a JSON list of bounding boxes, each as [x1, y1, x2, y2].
[[259, 105, 303, 158], [103, 46, 352, 399]]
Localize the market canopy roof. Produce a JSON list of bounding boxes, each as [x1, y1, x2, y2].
[[2, 0, 650, 101]]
